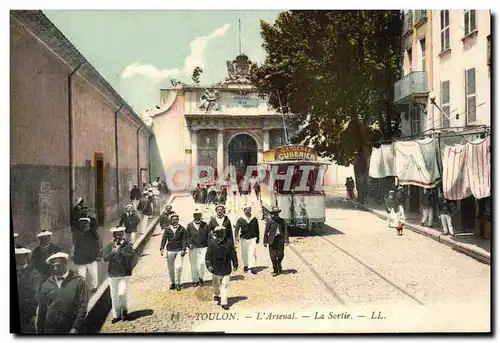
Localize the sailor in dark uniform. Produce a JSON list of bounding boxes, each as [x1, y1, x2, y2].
[[263, 206, 289, 276], [207, 204, 234, 245], [32, 230, 62, 289], [37, 252, 89, 333], [235, 204, 260, 275], [15, 247, 40, 333]]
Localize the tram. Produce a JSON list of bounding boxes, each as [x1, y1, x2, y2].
[[258, 145, 329, 232]]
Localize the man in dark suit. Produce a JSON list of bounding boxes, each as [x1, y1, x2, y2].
[[186, 209, 210, 287], [263, 206, 289, 277], [207, 204, 234, 245]]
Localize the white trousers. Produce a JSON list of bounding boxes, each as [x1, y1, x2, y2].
[[132, 199, 140, 209], [440, 214, 455, 235], [125, 232, 136, 245], [188, 247, 207, 282], [140, 214, 149, 233], [421, 207, 434, 226], [76, 261, 98, 289], [166, 251, 184, 285], [212, 274, 230, 306], [109, 276, 130, 319], [241, 237, 257, 269]]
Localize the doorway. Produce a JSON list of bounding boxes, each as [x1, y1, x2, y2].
[[95, 153, 105, 224], [228, 133, 258, 179]]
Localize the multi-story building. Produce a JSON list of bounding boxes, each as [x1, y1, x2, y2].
[[395, 9, 433, 137], [431, 10, 491, 131], [396, 10, 491, 137], [393, 10, 491, 238]]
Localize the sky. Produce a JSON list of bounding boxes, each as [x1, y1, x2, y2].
[[43, 10, 281, 113]]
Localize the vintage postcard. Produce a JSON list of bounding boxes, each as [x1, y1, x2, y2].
[[10, 9, 491, 334]]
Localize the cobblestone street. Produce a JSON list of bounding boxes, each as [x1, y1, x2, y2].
[[99, 195, 490, 333]]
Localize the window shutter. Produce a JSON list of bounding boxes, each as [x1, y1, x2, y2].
[[442, 105, 450, 128], [467, 68, 476, 95], [464, 10, 470, 35], [471, 10, 477, 31], [445, 28, 450, 50], [467, 96, 477, 124]]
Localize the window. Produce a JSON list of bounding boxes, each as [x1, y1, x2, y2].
[[465, 68, 477, 124], [440, 80, 451, 128], [410, 104, 421, 135], [407, 47, 413, 72], [464, 10, 477, 36], [420, 38, 426, 71], [440, 10, 450, 52]]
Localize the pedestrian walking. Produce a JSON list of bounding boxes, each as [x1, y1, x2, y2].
[[207, 204, 234, 244], [420, 189, 435, 228], [205, 225, 239, 311], [388, 206, 406, 236], [70, 197, 86, 246], [118, 204, 141, 244], [263, 206, 289, 277], [37, 252, 88, 334], [186, 209, 210, 287], [137, 190, 153, 233], [160, 213, 187, 291], [235, 205, 260, 275], [130, 184, 141, 209], [32, 230, 61, 289], [345, 177, 355, 199], [159, 205, 174, 230], [439, 198, 455, 236], [254, 182, 261, 201], [103, 227, 138, 324], [15, 247, 40, 333], [73, 216, 102, 293]]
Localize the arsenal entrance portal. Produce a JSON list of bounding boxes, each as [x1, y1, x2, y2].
[[228, 133, 258, 178]]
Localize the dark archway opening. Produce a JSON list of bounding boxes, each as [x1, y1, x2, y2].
[[228, 134, 258, 180]]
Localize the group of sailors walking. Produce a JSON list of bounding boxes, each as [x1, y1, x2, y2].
[[14, 222, 138, 332], [14, 181, 289, 332], [158, 202, 289, 311], [13, 185, 157, 333]]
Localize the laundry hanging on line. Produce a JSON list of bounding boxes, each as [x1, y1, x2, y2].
[[368, 144, 396, 178], [442, 136, 490, 200], [394, 138, 441, 188]]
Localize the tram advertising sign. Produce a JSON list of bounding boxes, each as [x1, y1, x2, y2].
[[275, 146, 317, 161]]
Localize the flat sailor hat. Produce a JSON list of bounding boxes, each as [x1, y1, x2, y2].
[[110, 227, 126, 233], [213, 225, 226, 232], [143, 190, 149, 195], [243, 204, 252, 210], [193, 208, 202, 215], [36, 230, 53, 238], [15, 247, 31, 255], [75, 197, 83, 205], [78, 217, 91, 222], [215, 204, 226, 211], [169, 213, 179, 220], [125, 204, 134, 209], [45, 252, 69, 264], [13, 233, 19, 238]]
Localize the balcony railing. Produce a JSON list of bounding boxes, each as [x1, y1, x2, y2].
[[403, 11, 414, 34], [414, 10, 427, 24], [394, 71, 429, 103]]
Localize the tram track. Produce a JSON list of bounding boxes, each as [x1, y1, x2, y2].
[[287, 232, 425, 307]]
